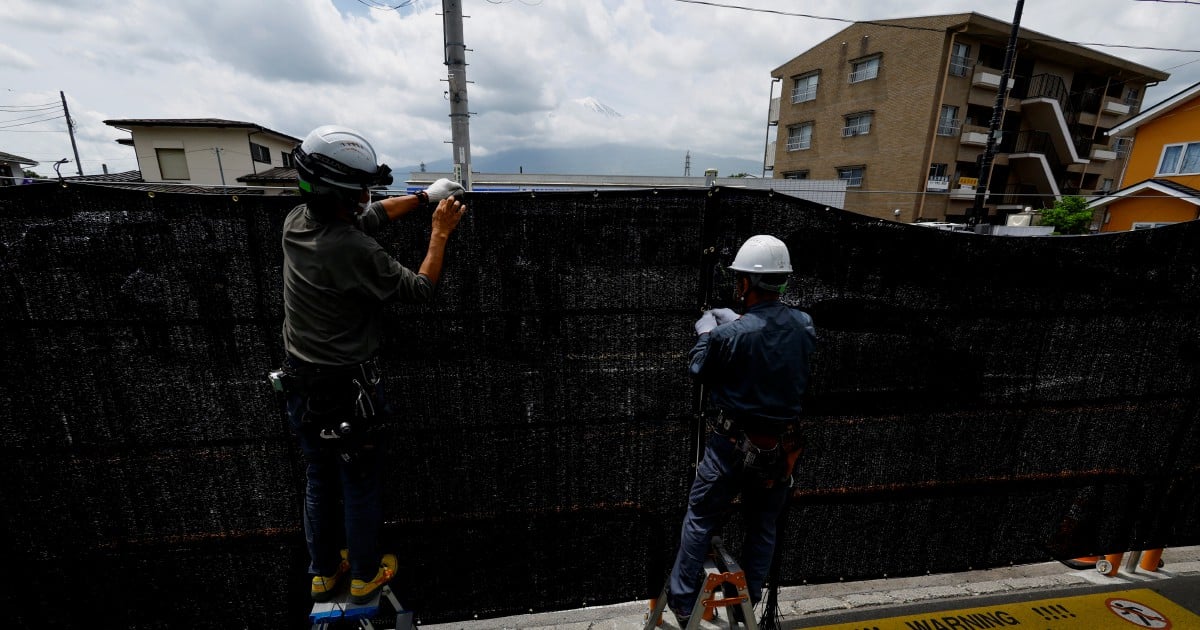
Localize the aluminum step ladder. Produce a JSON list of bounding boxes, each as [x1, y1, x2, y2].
[[645, 536, 760, 630], [310, 583, 413, 630]]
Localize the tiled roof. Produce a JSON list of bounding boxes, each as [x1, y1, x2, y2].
[[62, 170, 264, 195], [102, 118, 301, 143], [236, 167, 297, 183], [0, 151, 38, 166]]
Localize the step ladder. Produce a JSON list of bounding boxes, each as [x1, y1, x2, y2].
[[645, 536, 760, 630], [310, 584, 413, 630]]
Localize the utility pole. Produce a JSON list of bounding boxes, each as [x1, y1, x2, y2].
[[60, 91, 83, 176], [968, 0, 1024, 227], [442, 0, 472, 190]]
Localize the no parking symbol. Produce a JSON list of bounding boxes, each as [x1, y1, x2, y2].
[[1107, 598, 1171, 629]]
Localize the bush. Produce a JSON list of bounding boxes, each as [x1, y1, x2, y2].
[[1038, 196, 1093, 234]]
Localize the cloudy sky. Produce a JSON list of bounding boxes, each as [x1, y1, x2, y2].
[[2, 0, 1198, 178]]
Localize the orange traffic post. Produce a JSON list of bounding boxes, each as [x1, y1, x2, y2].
[[1100, 552, 1123, 577], [1139, 548, 1164, 572]]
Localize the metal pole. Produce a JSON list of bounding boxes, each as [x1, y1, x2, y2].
[[968, 0, 1024, 227], [60, 91, 83, 176], [214, 147, 226, 186], [443, 0, 472, 191]]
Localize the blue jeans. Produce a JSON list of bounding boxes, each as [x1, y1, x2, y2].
[[286, 366, 387, 582], [667, 432, 792, 615]]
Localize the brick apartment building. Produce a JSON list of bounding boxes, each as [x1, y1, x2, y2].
[[768, 12, 1169, 223]]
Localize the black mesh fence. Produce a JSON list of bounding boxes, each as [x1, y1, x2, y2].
[[0, 183, 1196, 628]]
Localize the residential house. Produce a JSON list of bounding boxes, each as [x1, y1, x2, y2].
[[103, 118, 300, 194], [0, 150, 38, 186], [1087, 81, 1200, 232], [768, 12, 1168, 223]]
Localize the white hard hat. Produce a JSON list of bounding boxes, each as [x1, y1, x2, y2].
[[293, 125, 392, 192], [729, 235, 792, 274]]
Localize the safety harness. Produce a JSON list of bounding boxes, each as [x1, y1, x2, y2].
[[271, 357, 383, 465], [707, 409, 804, 488]]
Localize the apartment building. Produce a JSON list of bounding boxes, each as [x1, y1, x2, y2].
[[768, 13, 1169, 223]]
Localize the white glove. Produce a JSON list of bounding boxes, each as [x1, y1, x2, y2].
[[425, 178, 465, 202], [711, 308, 740, 325], [694, 311, 717, 335]]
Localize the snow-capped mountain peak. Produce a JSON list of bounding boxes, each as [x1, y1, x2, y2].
[[573, 97, 623, 119]]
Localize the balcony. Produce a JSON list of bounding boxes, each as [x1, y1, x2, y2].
[[950, 177, 979, 200], [961, 125, 988, 147], [972, 66, 1015, 90], [1102, 98, 1131, 116]]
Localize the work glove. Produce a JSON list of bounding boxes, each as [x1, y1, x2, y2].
[[425, 178, 465, 202], [694, 310, 717, 336], [711, 308, 740, 325]]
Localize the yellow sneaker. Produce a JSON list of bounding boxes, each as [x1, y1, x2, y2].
[[349, 553, 397, 604], [310, 549, 350, 602]]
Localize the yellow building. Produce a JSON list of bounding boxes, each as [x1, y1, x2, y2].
[[1089, 82, 1200, 232]]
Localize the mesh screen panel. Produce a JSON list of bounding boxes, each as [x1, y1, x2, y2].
[[0, 183, 1196, 627]]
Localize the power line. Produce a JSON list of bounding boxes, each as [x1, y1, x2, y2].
[[669, 0, 1200, 53], [0, 115, 64, 130]]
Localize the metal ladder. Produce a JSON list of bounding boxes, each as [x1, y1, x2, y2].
[[645, 536, 760, 630], [310, 584, 413, 630]]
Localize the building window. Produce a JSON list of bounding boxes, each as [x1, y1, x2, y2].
[[783, 170, 809, 180], [842, 112, 872, 137], [791, 73, 819, 103], [849, 56, 880, 83], [786, 122, 813, 151], [1132, 222, 1177, 230], [837, 166, 864, 187], [937, 105, 960, 136], [928, 163, 949, 191], [1124, 87, 1140, 106], [1156, 142, 1200, 176], [281, 151, 294, 168], [1099, 178, 1114, 193], [250, 142, 271, 164], [949, 43, 971, 77], [1114, 137, 1133, 158], [155, 148, 189, 180]]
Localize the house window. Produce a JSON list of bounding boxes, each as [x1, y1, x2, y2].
[[1124, 87, 1140, 106], [1099, 178, 1114, 193], [837, 166, 865, 187], [791, 73, 819, 103], [1132, 222, 1177, 230], [842, 112, 872, 137], [786, 122, 813, 151], [949, 43, 971, 77], [783, 170, 809, 180], [250, 142, 271, 164], [1156, 142, 1200, 176], [281, 151, 294, 168], [155, 148, 189, 180], [937, 105, 960, 136], [849, 56, 880, 83]]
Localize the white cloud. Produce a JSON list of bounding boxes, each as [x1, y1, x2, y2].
[[1, 0, 1197, 178]]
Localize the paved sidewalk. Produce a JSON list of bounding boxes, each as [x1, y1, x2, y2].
[[420, 546, 1200, 629]]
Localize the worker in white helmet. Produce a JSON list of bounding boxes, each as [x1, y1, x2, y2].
[[280, 125, 466, 605], [667, 234, 817, 627]]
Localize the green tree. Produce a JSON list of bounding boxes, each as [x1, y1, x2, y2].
[[22, 169, 44, 180], [1038, 195, 1093, 234]]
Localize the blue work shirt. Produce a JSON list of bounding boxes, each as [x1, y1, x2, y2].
[[688, 301, 817, 422]]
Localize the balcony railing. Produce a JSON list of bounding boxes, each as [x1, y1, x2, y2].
[[937, 120, 961, 136], [948, 55, 972, 78], [849, 67, 879, 83], [791, 87, 817, 103], [1114, 138, 1133, 158], [842, 123, 870, 137], [786, 136, 811, 151]]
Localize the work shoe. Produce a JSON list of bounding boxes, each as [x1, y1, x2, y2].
[[349, 553, 397, 604], [310, 549, 350, 602]]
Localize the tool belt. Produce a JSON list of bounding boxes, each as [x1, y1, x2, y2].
[[270, 356, 383, 463], [707, 409, 803, 487]]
